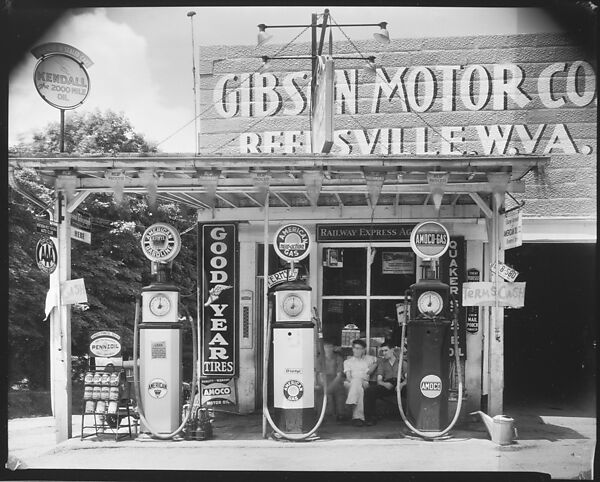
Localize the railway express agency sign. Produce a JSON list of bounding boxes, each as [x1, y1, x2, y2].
[[34, 54, 90, 109], [410, 221, 450, 259]]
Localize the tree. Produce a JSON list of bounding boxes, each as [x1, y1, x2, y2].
[[10, 109, 157, 155], [9, 110, 197, 391]]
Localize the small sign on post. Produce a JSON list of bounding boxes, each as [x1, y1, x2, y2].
[[490, 261, 519, 282], [71, 213, 92, 244], [462, 281, 526, 308], [36, 218, 58, 238], [61, 278, 88, 305], [503, 208, 523, 250], [310, 55, 334, 154]]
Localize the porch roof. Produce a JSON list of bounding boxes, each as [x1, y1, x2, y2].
[[9, 153, 547, 214]]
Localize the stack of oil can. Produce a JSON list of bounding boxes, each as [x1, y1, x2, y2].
[[83, 370, 125, 416], [183, 403, 214, 440]]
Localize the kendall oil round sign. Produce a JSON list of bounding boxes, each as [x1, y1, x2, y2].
[[273, 224, 312, 263], [410, 221, 450, 259], [33, 54, 90, 110]]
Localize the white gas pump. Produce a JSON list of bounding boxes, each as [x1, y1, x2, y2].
[[262, 224, 327, 441], [132, 222, 197, 440]]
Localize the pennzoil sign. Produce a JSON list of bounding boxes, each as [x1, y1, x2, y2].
[[89, 330, 122, 358]]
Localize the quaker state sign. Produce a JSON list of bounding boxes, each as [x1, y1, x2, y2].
[[141, 223, 181, 263], [273, 224, 312, 263], [410, 221, 450, 260]]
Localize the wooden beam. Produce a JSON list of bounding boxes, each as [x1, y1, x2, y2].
[[216, 193, 238, 208], [66, 191, 90, 213], [69, 178, 526, 194], [242, 192, 263, 207], [197, 204, 481, 222], [469, 193, 493, 219], [271, 192, 291, 207], [488, 195, 505, 416], [9, 154, 548, 171], [158, 193, 203, 210], [49, 194, 72, 443]]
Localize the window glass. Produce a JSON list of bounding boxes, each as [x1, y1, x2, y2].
[[321, 299, 366, 347], [322, 248, 366, 295], [369, 299, 406, 348], [370, 248, 415, 296]]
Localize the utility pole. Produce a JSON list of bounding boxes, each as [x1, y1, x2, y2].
[[187, 11, 198, 154]]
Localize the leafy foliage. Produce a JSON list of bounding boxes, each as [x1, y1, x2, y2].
[[9, 109, 157, 155], [9, 111, 198, 390]]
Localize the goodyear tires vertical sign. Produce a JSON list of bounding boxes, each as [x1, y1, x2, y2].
[[199, 223, 238, 407]]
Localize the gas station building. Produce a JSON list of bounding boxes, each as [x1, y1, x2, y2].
[[8, 31, 596, 442]]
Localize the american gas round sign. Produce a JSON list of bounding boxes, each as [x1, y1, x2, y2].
[[273, 224, 312, 263], [33, 54, 90, 110]]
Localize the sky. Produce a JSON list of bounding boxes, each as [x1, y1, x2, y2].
[[9, 6, 565, 153]]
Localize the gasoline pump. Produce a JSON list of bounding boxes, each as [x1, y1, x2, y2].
[[395, 221, 464, 440], [262, 224, 328, 441], [131, 222, 198, 440]]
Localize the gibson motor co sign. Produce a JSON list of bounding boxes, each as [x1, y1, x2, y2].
[[203, 58, 596, 156]]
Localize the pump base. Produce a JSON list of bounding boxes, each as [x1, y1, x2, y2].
[[401, 430, 453, 441], [270, 431, 320, 442]]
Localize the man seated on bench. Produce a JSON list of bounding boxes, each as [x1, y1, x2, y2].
[[364, 339, 407, 426], [343, 339, 378, 427]]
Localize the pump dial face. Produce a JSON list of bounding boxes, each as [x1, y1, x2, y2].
[[282, 293, 304, 317], [417, 291, 444, 316], [149, 294, 171, 317]]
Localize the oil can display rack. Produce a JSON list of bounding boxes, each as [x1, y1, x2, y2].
[[80, 368, 137, 441]]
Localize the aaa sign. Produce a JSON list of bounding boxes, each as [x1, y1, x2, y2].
[[462, 281, 526, 308]]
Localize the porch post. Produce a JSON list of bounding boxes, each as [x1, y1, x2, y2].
[[49, 188, 73, 442], [262, 192, 270, 438], [488, 194, 506, 415]]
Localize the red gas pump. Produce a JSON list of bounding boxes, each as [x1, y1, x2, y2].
[[395, 221, 464, 439]]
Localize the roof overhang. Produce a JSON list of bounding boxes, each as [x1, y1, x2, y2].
[[9, 153, 547, 216]]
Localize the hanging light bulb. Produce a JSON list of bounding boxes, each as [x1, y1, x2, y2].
[[259, 56, 271, 73], [373, 22, 390, 44], [257, 24, 273, 47], [365, 56, 377, 73]]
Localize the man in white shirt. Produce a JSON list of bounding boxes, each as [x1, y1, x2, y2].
[[343, 339, 378, 426]]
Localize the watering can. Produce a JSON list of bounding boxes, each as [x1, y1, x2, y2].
[[470, 411, 518, 445]]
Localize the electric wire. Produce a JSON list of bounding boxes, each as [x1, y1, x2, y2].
[[328, 14, 456, 148], [206, 28, 313, 156], [156, 24, 314, 149]]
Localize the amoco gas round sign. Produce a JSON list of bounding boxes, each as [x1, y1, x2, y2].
[[141, 223, 181, 263], [273, 224, 312, 263], [410, 221, 450, 259]]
